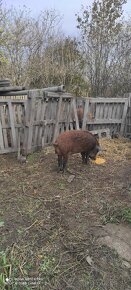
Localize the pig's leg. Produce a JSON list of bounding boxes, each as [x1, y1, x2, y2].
[[62, 154, 68, 172], [58, 155, 63, 172], [85, 152, 90, 164], [81, 152, 86, 164]]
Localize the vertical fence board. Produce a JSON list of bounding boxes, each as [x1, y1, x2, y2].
[[0, 120, 4, 149], [0, 106, 8, 147], [66, 99, 72, 130], [40, 96, 48, 147], [52, 96, 63, 142], [48, 99, 54, 143], [120, 99, 129, 135], [104, 104, 109, 119], [95, 103, 101, 119], [34, 99, 42, 148], [8, 100, 17, 148], [23, 91, 36, 154], [72, 98, 79, 130], [124, 94, 131, 138], [82, 99, 89, 130], [44, 101, 52, 145]]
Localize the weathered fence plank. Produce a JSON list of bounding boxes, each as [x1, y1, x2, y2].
[[0, 106, 8, 147], [23, 91, 37, 154], [8, 100, 17, 148], [72, 98, 79, 130], [120, 98, 129, 135], [87, 119, 122, 124], [52, 96, 63, 143], [88, 98, 128, 103], [124, 94, 131, 138], [82, 99, 89, 130], [39, 96, 48, 147], [0, 120, 4, 149], [34, 99, 42, 147], [66, 98, 73, 130]]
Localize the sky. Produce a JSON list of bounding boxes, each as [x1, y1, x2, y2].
[[3, 0, 131, 36]]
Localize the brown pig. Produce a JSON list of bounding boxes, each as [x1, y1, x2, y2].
[[53, 130, 100, 172]]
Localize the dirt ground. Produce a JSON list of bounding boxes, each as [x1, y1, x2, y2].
[[0, 137, 131, 290]]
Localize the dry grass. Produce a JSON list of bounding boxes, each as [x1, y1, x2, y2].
[[100, 137, 131, 161]]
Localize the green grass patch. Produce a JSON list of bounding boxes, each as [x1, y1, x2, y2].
[[100, 203, 131, 224]]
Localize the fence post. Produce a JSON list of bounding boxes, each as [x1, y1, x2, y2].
[[8, 99, 17, 148], [52, 96, 63, 142], [124, 94, 131, 138], [23, 90, 37, 155], [0, 120, 4, 150], [72, 98, 80, 130], [120, 98, 129, 136], [82, 99, 89, 130]]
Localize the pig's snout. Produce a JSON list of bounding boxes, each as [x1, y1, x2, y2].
[[89, 145, 101, 160]]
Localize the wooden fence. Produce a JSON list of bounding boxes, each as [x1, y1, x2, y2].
[[81, 97, 129, 136], [0, 98, 26, 153], [0, 89, 130, 155]]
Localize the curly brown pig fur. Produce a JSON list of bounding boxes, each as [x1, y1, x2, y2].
[[53, 130, 100, 172]]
